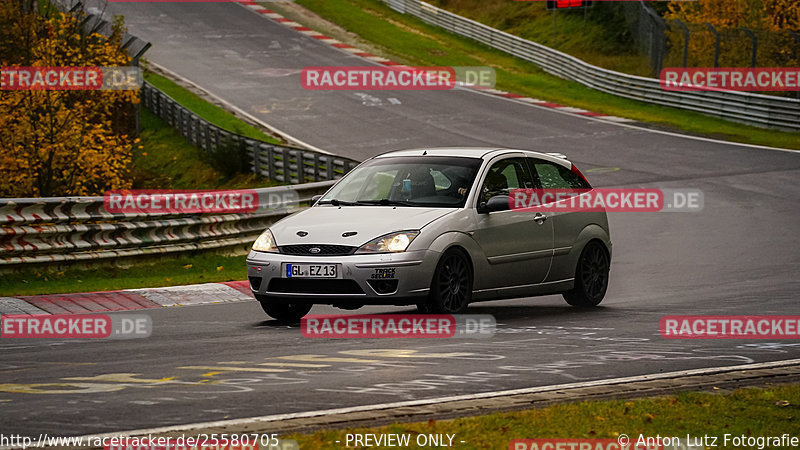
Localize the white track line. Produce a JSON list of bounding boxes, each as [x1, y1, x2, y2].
[[76, 358, 800, 439], [466, 88, 800, 154]]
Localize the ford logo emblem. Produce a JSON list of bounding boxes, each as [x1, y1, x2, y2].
[[309, 247, 321, 254]]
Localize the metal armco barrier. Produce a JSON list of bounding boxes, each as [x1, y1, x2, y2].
[[140, 83, 360, 184], [381, 0, 800, 131], [0, 182, 335, 266]]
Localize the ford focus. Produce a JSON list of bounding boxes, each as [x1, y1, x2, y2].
[[246, 147, 611, 322]]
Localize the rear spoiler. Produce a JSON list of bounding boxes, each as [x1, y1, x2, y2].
[[545, 152, 568, 160]]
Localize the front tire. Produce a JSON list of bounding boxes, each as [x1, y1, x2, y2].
[[563, 241, 610, 307], [259, 301, 313, 323], [426, 249, 472, 314]]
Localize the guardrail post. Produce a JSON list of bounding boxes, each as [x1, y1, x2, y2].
[[298, 151, 305, 183], [326, 156, 334, 181], [267, 145, 276, 181], [251, 142, 259, 175], [741, 27, 757, 68], [280, 147, 289, 184], [704, 23, 721, 68], [313, 153, 321, 182]]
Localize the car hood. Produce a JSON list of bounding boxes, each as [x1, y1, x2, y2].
[[271, 206, 454, 246]]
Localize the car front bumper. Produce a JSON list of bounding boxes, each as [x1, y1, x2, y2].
[[246, 249, 440, 305]]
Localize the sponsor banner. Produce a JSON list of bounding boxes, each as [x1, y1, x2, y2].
[[508, 188, 703, 212], [1, 66, 142, 91], [301, 314, 496, 338], [661, 315, 800, 339], [301, 66, 495, 90], [660, 67, 800, 92], [1, 314, 151, 339], [104, 189, 264, 214]]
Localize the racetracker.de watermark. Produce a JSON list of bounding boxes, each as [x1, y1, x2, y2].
[[660, 315, 800, 339], [509, 188, 703, 212], [301, 314, 496, 338], [301, 66, 496, 90], [1, 66, 142, 90], [660, 67, 800, 92], [510, 439, 664, 450], [1, 314, 151, 339], [103, 189, 300, 214]]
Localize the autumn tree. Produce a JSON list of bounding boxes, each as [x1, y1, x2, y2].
[[663, 0, 799, 70], [666, 0, 799, 31], [0, 0, 138, 197]]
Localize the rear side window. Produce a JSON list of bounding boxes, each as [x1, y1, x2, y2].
[[528, 158, 591, 189]]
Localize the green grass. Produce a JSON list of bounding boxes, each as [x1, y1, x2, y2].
[[0, 253, 247, 296], [143, 71, 282, 144], [286, 384, 800, 449], [134, 108, 278, 190], [278, 0, 800, 150]]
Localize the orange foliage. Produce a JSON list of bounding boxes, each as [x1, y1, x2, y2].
[[0, 0, 138, 197], [666, 0, 800, 32]]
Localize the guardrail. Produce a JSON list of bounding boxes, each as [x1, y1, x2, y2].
[[381, 0, 800, 131], [140, 83, 360, 184], [0, 182, 335, 267]]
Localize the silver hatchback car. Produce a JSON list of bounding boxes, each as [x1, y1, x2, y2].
[[246, 148, 611, 322]]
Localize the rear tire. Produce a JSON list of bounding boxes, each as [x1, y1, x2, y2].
[[426, 249, 472, 314], [259, 301, 313, 323], [563, 241, 610, 307]]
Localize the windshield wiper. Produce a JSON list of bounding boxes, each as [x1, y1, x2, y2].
[[359, 198, 417, 207], [317, 198, 364, 206]]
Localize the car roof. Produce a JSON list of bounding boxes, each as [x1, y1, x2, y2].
[[373, 147, 573, 167]]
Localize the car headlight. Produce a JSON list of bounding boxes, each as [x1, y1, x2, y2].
[[356, 230, 420, 254], [252, 229, 279, 253]]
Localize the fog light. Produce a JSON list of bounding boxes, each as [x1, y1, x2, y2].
[[249, 276, 262, 291], [367, 279, 399, 295]]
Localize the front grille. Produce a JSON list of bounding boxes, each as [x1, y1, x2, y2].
[[268, 278, 365, 295], [279, 244, 356, 256]]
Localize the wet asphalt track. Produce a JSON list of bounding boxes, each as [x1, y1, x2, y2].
[[2, 1, 799, 438]]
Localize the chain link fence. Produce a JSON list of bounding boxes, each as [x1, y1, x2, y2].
[[622, 1, 800, 100]]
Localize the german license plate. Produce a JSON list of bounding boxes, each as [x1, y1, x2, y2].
[[284, 263, 338, 278]]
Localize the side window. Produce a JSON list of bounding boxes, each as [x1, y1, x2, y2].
[[529, 159, 590, 189], [480, 157, 534, 202]]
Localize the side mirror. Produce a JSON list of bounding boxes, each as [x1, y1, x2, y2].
[[478, 195, 510, 213], [311, 195, 322, 205]]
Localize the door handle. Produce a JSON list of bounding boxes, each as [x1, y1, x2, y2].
[[533, 213, 547, 224]]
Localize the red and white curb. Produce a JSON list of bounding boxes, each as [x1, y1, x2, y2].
[[0, 281, 253, 316], [234, 0, 636, 124]]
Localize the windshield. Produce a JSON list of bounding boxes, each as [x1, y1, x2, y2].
[[319, 156, 482, 207]]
